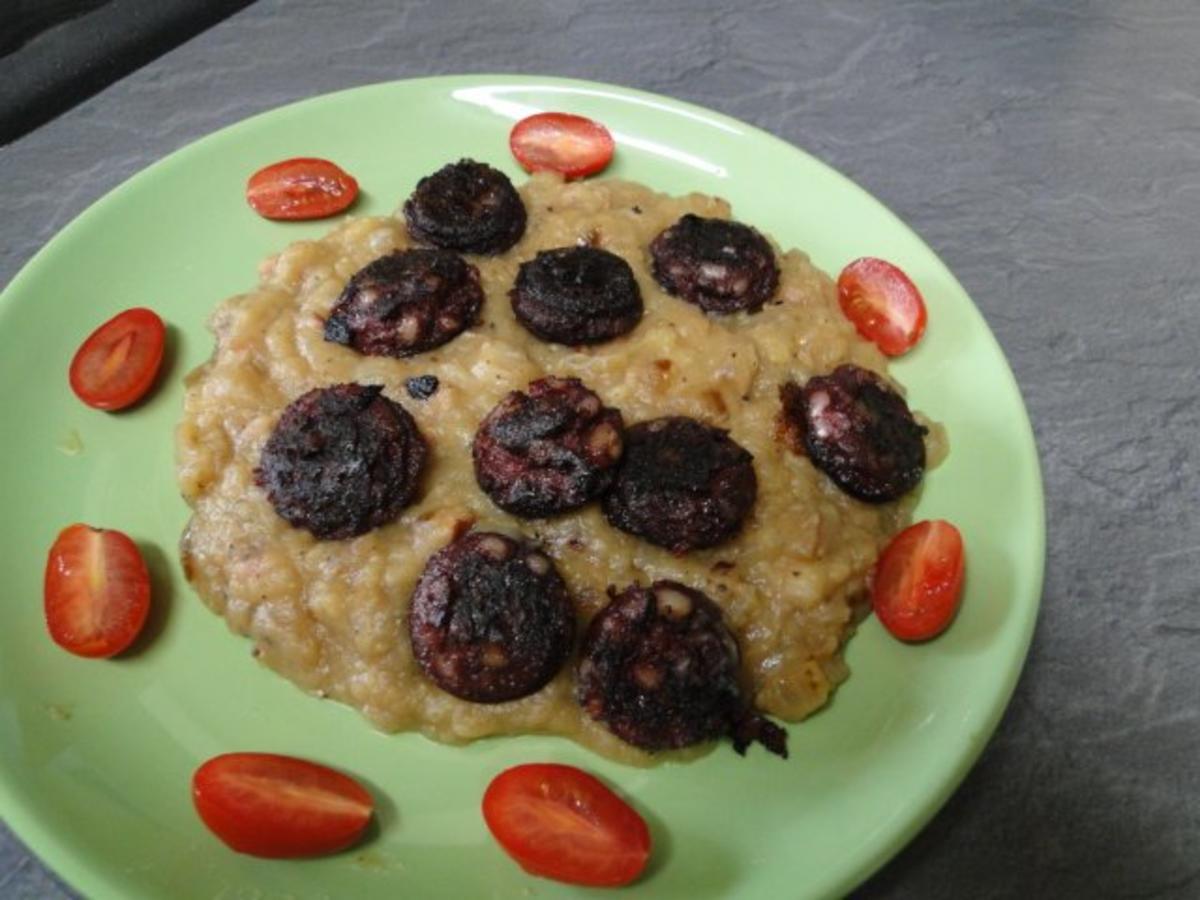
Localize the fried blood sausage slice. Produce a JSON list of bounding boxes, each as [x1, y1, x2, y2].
[[649, 214, 780, 315], [473, 376, 624, 518], [510, 246, 643, 345], [577, 581, 787, 757], [323, 249, 483, 357], [602, 417, 757, 553], [402, 159, 527, 255], [255, 384, 427, 540], [409, 531, 575, 703], [779, 363, 927, 503]]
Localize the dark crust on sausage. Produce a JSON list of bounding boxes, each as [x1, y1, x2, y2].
[[402, 159, 527, 255], [473, 376, 625, 518], [323, 249, 483, 357], [408, 531, 574, 703], [649, 214, 780, 315], [510, 246, 643, 345], [602, 417, 757, 553], [254, 384, 427, 540], [779, 363, 927, 503], [576, 581, 787, 757]]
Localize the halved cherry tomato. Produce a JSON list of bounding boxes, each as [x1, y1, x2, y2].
[[245, 157, 359, 220], [44, 524, 151, 658], [192, 752, 374, 858], [68, 307, 165, 411], [510, 112, 615, 179], [872, 520, 966, 641], [837, 257, 928, 356], [482, 763, 651, 887]]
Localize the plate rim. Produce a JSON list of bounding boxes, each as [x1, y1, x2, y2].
[[0, 72, 1046, 900]]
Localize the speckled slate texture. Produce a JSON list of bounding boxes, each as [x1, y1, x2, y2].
[[2, 1, 1198, 898]]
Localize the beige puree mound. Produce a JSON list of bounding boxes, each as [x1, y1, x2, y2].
[[176, 171, 946, 764]]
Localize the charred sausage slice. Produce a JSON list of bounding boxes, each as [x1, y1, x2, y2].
[[602, 417, 757, 553], [403, 159, 527, 255], [577, 580, 787, 757], [649, 214, 779, 315], [409, 531, 574, 703], [473, 376, 624, 518], [323, 249, 483, 357], [779, 363, 926, 503], [510, 246, 643, 345], [255, 384, 427, 540]]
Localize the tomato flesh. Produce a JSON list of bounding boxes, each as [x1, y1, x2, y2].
[[872, 520, 966, 641], [44, 524, 151, 658], [483, 763, 651, 886], [68, 307, 165, 410], [510, 112, 615, 179], [192, 753, 374, 858], [246, 157, 359, 220], [837, 257, 928, 356]]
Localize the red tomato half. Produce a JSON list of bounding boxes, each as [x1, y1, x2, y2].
[[837, 257, 928, 356], [192, 753, 374, 858], [483, 763, 651, 887], [245, 157, 359, 220], [510, 112, 615, 179], [872, 520, 966, 641], [68, 307, 165, 411], [44, 524, 151, 658]]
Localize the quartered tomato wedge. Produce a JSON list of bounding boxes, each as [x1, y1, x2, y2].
[[68, 307, 165, 411], [483, 763, 651, 887], [510, 112, 615, 179], [872, 520, 966, 641], [837, 257, 928, 356], [245, 157, 359, 220], [192, 753, 374, 858], [44, 524, 151, 658]]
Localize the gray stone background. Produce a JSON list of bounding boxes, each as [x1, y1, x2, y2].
[[2, 1, 1198, 897]]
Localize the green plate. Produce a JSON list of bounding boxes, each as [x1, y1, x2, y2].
[[0, 76, 1044, 899]]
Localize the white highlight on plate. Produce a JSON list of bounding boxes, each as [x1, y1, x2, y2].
[[452, 84, 732, 178]]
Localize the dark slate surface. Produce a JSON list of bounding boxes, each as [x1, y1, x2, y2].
[[0, 0, 256, 145], [2, 1, 1198, 898]]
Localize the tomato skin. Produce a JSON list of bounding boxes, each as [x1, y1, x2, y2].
[[192, 753, 374, 858], [44, 524, 151, 658], [68, 307, 165, 411], [872, 520, 966, 641], [482, 763, 651, 887], [509, 113, 615, 179], [837, 257, 928, 356], [245, 157, 359, 220]]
